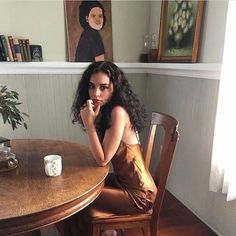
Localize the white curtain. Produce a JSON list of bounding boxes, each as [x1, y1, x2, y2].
[[209, 1, 236, 202]]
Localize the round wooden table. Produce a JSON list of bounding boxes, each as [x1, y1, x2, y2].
[[0, 139, 109, 236]]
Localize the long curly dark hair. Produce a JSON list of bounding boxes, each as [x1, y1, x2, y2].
[[72, 61, 147, 138]]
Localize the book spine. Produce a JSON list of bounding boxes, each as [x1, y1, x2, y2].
[[0, 45, 3, 61], [0, 136, 11, 147], [8, 36, 17, 62], [25, 39, 31, 61], [13, 38, 22, 62], [22, 39, 29, 62], [5, 35, 14, 62], [0, 37, 6, 61], [0, 35, 10, 61], [18, 39, 25, 62]]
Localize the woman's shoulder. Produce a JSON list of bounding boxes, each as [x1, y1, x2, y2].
[[111, 106, 127, 118]]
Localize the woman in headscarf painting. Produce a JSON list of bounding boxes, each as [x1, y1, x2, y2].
[[75, 0, 106, 62]]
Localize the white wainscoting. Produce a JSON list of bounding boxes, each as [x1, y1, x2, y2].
[[0, 74, 87, 144], [0, 73, 147, 145]]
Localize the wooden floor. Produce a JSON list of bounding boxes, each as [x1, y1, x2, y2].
[[124, 191, 217, 236], [160, 192, 217, 236], [36, 190, 217, 236]]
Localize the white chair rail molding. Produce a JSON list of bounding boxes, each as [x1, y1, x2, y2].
[[0, 62, 221, 80]]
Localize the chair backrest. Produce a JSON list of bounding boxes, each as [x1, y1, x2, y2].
[[144, 112, 179, 235]]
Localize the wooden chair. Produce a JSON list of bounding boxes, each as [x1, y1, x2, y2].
[[89, 112, 179, 236]]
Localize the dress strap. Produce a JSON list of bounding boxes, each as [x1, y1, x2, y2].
[[135, 131, 141, 145]]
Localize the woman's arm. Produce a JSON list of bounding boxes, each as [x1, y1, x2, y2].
[[81, 102, 126, 166]]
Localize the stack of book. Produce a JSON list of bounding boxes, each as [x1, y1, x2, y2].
[[0, 137, 11, 147], [0, 35, 39, 62]]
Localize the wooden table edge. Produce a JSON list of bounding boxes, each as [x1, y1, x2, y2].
[[0, 178, 105, 236]]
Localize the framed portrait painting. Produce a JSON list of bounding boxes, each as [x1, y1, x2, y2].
[[157, 0, 204, 63], [64, 0, 113, 62]]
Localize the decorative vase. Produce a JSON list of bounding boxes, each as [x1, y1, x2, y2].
[[0, 145, 18, 172], [174, 32, 183, 49]]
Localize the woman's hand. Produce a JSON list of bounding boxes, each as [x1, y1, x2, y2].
[[80, 100, 100, 128]]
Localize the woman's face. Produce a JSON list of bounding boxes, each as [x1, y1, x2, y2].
[[86, 7, 103, 30], [88, 72, 114, 107]]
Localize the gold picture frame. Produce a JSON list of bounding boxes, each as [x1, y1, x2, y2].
[[157, 0, 204, 63]]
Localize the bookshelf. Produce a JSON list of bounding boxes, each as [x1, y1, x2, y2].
[[0, 62, 221, 80]]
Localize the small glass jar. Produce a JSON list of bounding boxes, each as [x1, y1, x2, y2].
[[150, 33, 157, 50], [0, 146, 18, 170], [142, 33, 150, 53], [0, 146, 11, 159]]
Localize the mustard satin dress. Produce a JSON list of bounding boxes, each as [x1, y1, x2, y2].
[[111, 141, 157, 210], [55, 141, 157, 236]]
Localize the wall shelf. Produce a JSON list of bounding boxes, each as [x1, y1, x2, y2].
[[0, 62, 221, 80]]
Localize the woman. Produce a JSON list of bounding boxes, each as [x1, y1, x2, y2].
[[75, 0, 106, 62], [57, 61, 157, 236], [80, 61, 156, 232]]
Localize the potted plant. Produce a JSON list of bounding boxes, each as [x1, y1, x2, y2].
[[0, 85, 28, 130], [0, 85, 29, 171]]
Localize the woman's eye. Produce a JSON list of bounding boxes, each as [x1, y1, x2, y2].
[[99, 15, 103, 18], [88, 84, 94, 89], [100, 86, 108, 91]]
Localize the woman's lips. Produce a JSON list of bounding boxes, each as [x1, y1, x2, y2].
[[92, 99, 101, 105]]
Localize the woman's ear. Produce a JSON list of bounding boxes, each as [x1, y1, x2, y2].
[[86, 16, 88, 22]]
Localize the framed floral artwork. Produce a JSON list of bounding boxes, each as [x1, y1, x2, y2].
[[64, 0, 113, 62], [157, 0, 204, 63]]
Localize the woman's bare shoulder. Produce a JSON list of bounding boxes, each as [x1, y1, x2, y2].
[[111, 106, 127, 118]]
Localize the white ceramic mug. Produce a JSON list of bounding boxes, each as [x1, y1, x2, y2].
[[44, 155, 62, 177]]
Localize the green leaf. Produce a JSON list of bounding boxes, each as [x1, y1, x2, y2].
[[0, 85, 7, 93], [22, 112, 29, 117], [24, 123, 28, 129], [0, 85, 29, 130]]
